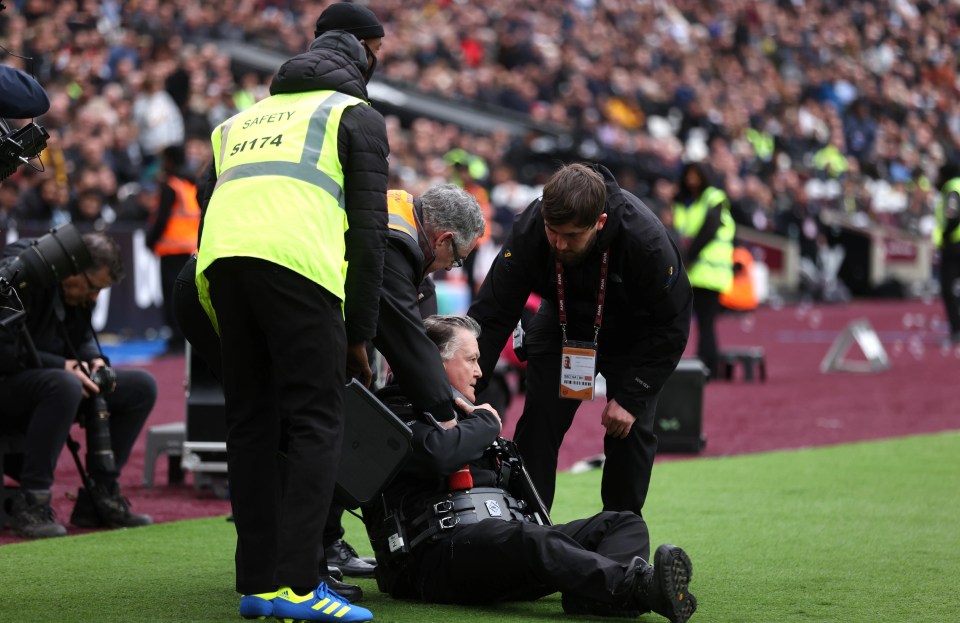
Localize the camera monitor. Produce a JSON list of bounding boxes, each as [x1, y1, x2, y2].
[[0, 122, 49, 181], [335, 379, 412, 509]]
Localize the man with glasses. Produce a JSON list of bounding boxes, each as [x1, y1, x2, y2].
[[321, 183, 483, 578], [469, 163, 693, 519], [370, 183, 484, 419], [0, 232, 157, 538]]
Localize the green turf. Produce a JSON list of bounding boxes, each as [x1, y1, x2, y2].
[[1, 431, 957, 622]]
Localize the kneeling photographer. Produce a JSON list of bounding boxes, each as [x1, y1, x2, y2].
[[0, 229, 156, 538]]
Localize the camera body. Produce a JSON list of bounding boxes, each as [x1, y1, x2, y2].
[[83, 366, 118, 477]]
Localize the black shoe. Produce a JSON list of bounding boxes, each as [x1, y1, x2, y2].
[[322, 574, 363, 603], [70, 482, 153, 529], [325, 539, 377, 578], [9, 490, 67, 539], [634, 544, 696, 623]]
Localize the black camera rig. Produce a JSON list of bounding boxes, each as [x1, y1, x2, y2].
[[0, 121, 48, 181]]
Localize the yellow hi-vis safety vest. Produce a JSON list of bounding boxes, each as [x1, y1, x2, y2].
[[934, 178, 960, 247], [386, 189, 418, 241], [196, 89, 366, 331], [673, 186, 735, 293]]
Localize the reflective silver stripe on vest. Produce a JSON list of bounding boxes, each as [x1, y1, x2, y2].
[[213, 92, 355, 209], [388, 212, 417, 239]]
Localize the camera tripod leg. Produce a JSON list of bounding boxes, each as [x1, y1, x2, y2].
[[65, 434, 105, 526]]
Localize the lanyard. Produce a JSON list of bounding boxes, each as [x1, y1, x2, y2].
[[555, 250, 609, 346]]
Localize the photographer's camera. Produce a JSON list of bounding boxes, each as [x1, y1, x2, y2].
[[83, 366, 118, 477]]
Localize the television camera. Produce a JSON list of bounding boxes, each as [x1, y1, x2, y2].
[[0, 121, 48, 182]]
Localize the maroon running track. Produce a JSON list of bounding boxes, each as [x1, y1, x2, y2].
[[3, 298, 958, 544]]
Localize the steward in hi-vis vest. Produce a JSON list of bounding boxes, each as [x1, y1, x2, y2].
[[150, 175, 200, 256], [672, 162, 735, 378], [192, 25, 389, 615], [374, 186, 484, 422], [672, 185, 735, 295], [934, 177, 960, 249], [146, 144, 202, 353], [935, 168, 960, 342]]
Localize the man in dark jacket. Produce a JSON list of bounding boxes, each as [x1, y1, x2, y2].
[[372, 185, 485, 417], [0, 230, 155, 538], [469, 163, 692, 517], [364, 315, 697, 623], [194, 4, 388, 620]]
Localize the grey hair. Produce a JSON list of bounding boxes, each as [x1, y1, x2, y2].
[[81, 232, 125, 283], [423, 314, 481, 360], [419, 184, 485, 247]]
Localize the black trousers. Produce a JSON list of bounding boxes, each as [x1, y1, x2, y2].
[[0, 367, 157, 490], [505, 306, 659, 517], [413, 511, 650, 605], [173, 256, 222, 379], [691, 286, 721, 378], [940, 247, 960, 337], [159, 253, 192, 351], [206, 257, 345, 595]]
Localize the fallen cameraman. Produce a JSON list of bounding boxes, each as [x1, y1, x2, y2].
[[364, 315, 697, 622], [0, 232, 156, 538]]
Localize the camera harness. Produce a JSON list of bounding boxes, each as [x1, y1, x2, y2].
[[375, 436, 550, 569]]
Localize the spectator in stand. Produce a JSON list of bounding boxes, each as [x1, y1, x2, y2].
[[4, 1, 960, 309], [131, 67, 184, 173]]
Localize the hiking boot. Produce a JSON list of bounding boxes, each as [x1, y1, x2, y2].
[[239, 590, 277, 620], [272, 582, 373, 622], [324, 539, 376, 578], [633, 544, 696, 623], [70, 481, 153, 529], [9, 490, 67, 539]]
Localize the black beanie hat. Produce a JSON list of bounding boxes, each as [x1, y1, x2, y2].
[[314, 3, 384, 40]]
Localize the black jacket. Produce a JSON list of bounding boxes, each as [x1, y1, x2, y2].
[[0, 239, 102, 374], [199, 31, 389, 345], [468, 164, 692, 415], [372, 199, 457, 421]]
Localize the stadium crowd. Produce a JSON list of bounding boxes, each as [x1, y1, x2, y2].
[[1, 0, 958, 286]]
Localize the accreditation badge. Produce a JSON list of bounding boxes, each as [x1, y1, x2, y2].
[[559, 341, 597, 401]]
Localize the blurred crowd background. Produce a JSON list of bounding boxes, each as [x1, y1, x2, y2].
[[1, 0, 958, 303]]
